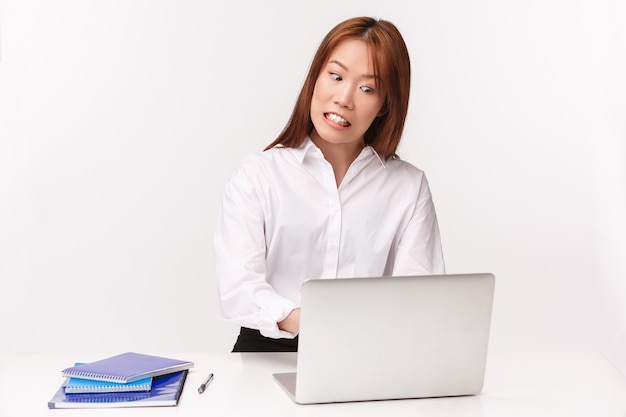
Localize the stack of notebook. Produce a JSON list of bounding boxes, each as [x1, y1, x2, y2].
[[48, 352, 194, 409]]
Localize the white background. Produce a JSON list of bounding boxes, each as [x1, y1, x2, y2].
[[1, 0, 624, 373]]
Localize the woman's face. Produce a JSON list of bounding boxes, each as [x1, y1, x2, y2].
[[309, 39, 386, 150]]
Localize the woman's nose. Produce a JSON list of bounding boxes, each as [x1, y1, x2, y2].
[[334, 85, 355, 110]]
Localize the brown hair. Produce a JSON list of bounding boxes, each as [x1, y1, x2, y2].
[[264, 17, 411, 160]]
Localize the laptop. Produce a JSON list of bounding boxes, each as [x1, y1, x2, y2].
[[273, 273, 495, 404]]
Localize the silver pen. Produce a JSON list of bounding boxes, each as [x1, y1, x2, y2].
[[197, 373, 214, 394]]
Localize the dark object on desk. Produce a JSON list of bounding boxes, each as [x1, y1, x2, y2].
[[232, 327, 299, 352], [197, 372, 214, 394], [48, 370, 188, 408], [61, 352, 194, 383]]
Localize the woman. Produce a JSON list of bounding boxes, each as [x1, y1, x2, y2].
[[215, 16, 445, 352]]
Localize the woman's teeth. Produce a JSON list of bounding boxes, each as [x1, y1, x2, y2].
[[326, 113, 349, 126]]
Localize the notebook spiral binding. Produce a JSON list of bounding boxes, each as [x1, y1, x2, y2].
[[64, 371, 127, 383]]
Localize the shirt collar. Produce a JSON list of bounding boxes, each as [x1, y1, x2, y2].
[[289, 137, 317, 164], [366, 146, 387, 168], [289, 137, 387, 168]]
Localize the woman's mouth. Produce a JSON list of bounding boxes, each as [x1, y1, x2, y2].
[[325, 112, 350, 127]]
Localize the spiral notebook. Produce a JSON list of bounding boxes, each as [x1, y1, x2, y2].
[[48, 370, 188, 409], [65, 376, 153, 393], [61, 352, 194, 384], [63, 362, 152, 393]]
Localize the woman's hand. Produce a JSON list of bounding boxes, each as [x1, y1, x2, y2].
[[278, 308, 301, 334]]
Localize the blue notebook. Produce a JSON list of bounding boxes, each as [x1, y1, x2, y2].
[[61, 352, 193, 383], [65, 376, 153, 393], [64, 362, 152, 393], [48, 370, 188, 408]]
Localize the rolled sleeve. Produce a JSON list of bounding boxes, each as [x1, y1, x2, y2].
[[257, 297, 297, 338]]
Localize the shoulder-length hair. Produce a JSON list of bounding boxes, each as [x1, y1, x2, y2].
[[264, 17, 411, 160]]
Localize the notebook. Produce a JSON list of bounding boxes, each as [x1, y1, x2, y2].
[[61, 352, 193, 384], [48, 370, 187, 408], [65, 376, 152, 393], [63, 362, 152, 393], [273, 273, 495, 404]]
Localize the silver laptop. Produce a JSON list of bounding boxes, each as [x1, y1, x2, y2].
[[273, 273, 495, 404]]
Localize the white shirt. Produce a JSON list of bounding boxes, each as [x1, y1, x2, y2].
[[214, 137, 445, 338]]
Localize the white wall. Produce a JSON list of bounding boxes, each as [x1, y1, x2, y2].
[[1, 0, 624, 372]]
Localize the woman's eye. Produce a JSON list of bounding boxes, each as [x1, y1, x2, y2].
[[330, 72, 342, 81], [360, 86, 374, 93]]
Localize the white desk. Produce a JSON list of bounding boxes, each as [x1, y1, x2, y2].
[[1, 351, 625, 416]]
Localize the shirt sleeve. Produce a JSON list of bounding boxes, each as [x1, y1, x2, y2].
[[392, 173, 446, 276], [214, 160, 296, 339]]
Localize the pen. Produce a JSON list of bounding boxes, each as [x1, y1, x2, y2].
[[197, 373, 214, 394]]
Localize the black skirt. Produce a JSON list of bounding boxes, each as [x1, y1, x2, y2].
[[232, 327, 299, 352]]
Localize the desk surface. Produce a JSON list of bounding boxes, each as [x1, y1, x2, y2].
[[0, 351, 625, 416]]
